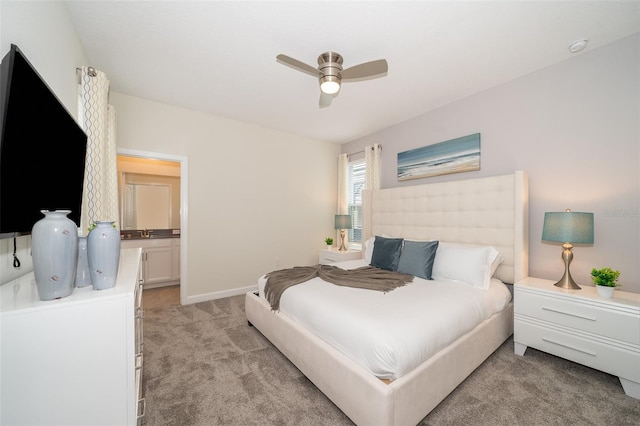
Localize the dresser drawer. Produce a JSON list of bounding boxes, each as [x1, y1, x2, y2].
[[515, 288, 640, 345], [515, 319, 640, 383]]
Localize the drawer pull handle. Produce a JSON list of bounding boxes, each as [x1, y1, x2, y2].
[[542, 307, 596, 321], [136, 353, 144, 369], [137, 398, 146, 419], [542, 337, 596, 356]]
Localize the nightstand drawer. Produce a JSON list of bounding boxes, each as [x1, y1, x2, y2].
[[318, 249, 362, 264], [515, 289, 640, 345], [515, 320, 640, 383]]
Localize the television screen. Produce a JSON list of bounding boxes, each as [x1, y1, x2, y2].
[[0, 44, 87, 237]]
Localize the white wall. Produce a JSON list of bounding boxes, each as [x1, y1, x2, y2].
[[110, 93, 340, 301], [0, 1, 89, 284], [342, 34, 640, 293]]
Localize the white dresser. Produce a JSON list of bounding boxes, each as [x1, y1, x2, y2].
[[1, 248, 145, 425], [514, 277, 640, 399]]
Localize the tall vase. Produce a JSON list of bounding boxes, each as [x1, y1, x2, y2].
[[75, 236, 92, 288], [31, 210, 78, 301], [87, 221, 121, 290]]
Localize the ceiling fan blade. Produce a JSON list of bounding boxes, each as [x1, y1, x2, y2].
[[319, 91, 333, 108], [342, 59, 388, 81], [276, 54, 320, 78]]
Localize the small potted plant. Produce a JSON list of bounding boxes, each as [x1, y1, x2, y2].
[[591, 267, 621, 298], [324, 237, 333, 250]]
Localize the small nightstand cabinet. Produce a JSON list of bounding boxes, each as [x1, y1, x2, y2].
[[514, 277, 640, 399], [318, 249, 362, 265]]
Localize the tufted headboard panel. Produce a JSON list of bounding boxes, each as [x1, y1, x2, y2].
[[362, 171, 528, 284]]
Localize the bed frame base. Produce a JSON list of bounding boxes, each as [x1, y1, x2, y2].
[[245, 171, 526, 425], [245, 292, 513, 426]]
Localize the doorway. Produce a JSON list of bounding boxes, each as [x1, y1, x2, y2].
[[117, 148, 188, 305]]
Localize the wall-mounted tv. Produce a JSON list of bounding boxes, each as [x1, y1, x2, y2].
[[0, 44, 87, 238]]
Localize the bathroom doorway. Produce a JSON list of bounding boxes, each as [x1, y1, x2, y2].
[[117, 149, 188, 305]]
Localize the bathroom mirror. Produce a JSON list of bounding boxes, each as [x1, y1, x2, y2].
[[120, 173, 180, 230]]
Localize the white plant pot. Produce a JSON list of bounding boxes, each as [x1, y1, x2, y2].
[[326, 245, 333, 251], [596, 285, 615, 298]]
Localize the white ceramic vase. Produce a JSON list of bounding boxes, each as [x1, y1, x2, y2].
[[595, 285, 615, 298], [87, 221, 121, 290], [31, 210, 78, 301], [74, 236, 92, 287]]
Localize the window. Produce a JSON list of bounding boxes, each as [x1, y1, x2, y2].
[[347, 157, 365, 246]]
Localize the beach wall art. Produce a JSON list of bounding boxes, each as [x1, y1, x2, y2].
[[397, 133, 480, 180]]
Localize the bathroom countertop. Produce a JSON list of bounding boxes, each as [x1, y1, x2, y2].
[[120, 229, 180, 240]]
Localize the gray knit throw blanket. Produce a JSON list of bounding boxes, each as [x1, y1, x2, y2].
[[264, 264, 414, 311]]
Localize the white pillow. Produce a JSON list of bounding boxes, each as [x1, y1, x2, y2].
[[363, 236, 375, 263], [432, 242, 502, 290], [437, 242, 504, 276]]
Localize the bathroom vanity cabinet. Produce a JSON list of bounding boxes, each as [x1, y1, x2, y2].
[[121, 238, 180, 288]]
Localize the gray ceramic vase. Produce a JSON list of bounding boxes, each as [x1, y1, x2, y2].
[[31, 210, 78, 301], [74, 236, 92, 287], [87, 221, 120, 290]]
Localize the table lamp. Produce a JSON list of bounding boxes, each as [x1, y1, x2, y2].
[[541, 209, 594, 290], [334, 214, 352, 252]]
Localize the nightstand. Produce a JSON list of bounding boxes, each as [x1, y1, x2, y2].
[[514, 277, 640, 399], [318, 248, 362, 265]]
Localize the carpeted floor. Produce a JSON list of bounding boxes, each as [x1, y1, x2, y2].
[[141, 295, 640, 425]]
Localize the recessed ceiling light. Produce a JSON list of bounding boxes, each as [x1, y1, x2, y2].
[[568, 39, 588, 53]]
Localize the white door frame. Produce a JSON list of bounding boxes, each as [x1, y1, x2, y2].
[[117, 148, 188, 305]]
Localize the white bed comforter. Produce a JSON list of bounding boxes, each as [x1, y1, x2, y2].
[[258, 259, 512, 380]]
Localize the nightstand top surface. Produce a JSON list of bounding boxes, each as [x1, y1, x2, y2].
[[516, 277, 640, 309]]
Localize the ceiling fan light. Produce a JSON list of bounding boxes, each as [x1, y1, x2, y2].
[[320, 75, 341, 94], [320, 80, 340, 94]]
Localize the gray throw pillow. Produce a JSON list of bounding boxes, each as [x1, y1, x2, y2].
[[370, 236, 404, 271], [397, 240, 440, 280]]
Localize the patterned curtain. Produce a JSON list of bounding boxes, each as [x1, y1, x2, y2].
[[79, 67, 119, 235], [336, 153, 349, 245], [364, 144, 381, 190]]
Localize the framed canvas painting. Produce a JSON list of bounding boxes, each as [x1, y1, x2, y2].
[[397, 133, 480, 180]]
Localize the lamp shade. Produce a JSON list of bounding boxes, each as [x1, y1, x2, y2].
[[542, 211, 594, 244], [334, 214, 352, 230]]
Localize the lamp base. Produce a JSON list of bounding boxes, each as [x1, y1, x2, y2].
[[553, 244, 581, 290], [338, 229, 347, 252], [553, 275, 581, 290]]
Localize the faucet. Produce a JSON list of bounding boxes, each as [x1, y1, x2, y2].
[[139, 229, 151, 238]]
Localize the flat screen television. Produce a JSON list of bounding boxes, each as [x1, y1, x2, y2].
[[0, 44, 87, 238]]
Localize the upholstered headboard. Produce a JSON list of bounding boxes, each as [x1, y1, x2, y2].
[[362, 171, 528, 284]]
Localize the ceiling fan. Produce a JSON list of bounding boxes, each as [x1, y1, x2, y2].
[[276, 52, 388, 108]]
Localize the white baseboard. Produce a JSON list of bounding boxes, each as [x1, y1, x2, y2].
[[144, 280, 180, 290], [183, 284, 257, 305]]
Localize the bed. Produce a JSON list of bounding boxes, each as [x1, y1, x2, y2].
[[245, 171, 528, 425]]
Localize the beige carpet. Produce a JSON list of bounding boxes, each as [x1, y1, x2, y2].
[[141, 295, 640, 425]]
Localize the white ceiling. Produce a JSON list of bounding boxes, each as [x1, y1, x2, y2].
[[65, 1, 640, 144]]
